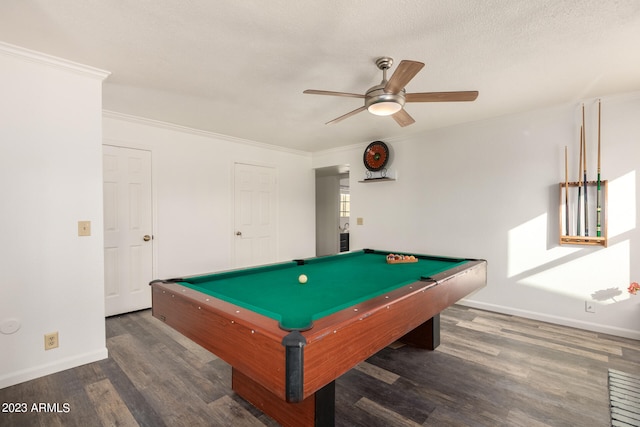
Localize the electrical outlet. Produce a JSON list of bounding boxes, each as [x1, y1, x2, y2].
[[44, 332, 59, 350], [357, 217, 364, 225], [585, 301, 596, 313]]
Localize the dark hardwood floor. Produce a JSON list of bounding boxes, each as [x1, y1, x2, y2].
[[1, 306, 638, 426]]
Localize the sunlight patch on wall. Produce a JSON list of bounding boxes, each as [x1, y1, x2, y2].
[[517, 240, 631, 302], [608, 170, 636, 238], [507, 213, 579, 277]]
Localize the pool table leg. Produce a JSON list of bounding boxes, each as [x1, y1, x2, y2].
[[232, 368, 335, 427], [399, 314, 440, 350]]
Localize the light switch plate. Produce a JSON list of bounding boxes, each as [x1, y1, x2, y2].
[[78, 221, 91, 236]]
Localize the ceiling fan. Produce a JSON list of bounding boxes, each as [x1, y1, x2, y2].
[[303, 57, 478, 127]]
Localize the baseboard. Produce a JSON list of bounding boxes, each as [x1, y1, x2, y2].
[[459, 299, 640, 341], [0, 348, 108, 389]]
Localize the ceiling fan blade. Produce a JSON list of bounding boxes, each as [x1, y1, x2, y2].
[[303, 89, 365, 99], [392, 109, 415, 127], [326, 106, 367, 125], [384, 60, 425, 94], [405, 91, 479, 102]]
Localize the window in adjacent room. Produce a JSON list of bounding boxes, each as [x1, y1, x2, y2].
[[340, 187, 350, 218]]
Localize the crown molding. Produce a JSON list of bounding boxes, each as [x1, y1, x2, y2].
[[0, 41, 110, 80], [102, 110, 311, 157]]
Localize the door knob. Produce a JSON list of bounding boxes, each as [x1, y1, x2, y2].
[[236, 231, 242, 236], [143, 235, 152, 241]]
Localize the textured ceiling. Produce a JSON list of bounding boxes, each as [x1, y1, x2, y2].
[[1, 1, 640, 152]]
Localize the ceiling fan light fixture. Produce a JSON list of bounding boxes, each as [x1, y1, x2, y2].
[[367, 100, 402, 116], [364, 86, 405, 116]]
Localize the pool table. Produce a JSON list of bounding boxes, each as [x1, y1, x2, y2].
[[150, 249, 486, 427]]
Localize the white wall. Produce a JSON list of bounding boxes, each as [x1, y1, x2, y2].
[[314, 92, 640, 339], [0, 44, 109, 388], [103, 113, 316, 280]]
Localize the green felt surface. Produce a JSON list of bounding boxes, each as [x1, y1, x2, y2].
[[178, 250, 468, 330]]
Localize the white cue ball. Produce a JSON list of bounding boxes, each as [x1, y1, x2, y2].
[[298, 274, 308, 284]]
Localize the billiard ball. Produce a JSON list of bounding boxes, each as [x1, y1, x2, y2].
[[298, 274, 308, 284]]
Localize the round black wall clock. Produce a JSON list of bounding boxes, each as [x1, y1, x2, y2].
[[363, 141, 389, 172]]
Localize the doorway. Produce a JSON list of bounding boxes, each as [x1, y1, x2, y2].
[[315, 165, 350, 256]]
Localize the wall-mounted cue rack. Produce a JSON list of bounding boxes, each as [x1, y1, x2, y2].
[[559, 180, 608, 247], [559, 99, 607, 247]]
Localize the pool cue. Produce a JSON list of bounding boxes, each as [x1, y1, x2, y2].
[[565, 146, 569, 235], [596, 99, 602, 237], [577, 125, 583, 236], [582, 104, 589, 236]]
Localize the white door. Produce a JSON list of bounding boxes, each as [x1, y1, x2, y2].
[[234, 163, 276, 267], [103, 145, 153, 316]]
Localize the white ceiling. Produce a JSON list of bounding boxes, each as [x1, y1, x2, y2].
[[2, 1, 640, 152]]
